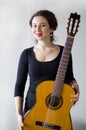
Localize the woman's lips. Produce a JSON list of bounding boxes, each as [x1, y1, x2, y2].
[[36, 33, 42, 37]]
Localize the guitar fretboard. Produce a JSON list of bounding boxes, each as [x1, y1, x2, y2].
[[52, 36, 74, 97]]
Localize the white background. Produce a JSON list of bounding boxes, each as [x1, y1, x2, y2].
[[0, 0, 86, 130]]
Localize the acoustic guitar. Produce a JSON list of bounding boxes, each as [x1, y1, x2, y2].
[[23, 12, 80, 130]]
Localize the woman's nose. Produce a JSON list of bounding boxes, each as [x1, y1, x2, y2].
[[36, 25, 41, 31]]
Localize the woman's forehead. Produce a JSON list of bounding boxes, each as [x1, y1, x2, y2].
[[32, 16, 48, 24]]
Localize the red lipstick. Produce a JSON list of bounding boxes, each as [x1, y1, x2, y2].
[[36, 33, 42, 37]]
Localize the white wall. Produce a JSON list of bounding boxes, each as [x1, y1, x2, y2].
[[0, 0, 86, 130]]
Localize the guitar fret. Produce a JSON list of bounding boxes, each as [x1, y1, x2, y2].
[[60, 61, 69, 68], [63, 49, 71, 54], [61, 53, 70, 58], [56, 75, 64, 80], [60, 60, 69, 65], [67, 36, 74, 41], [59, 64, 67, 68], [65, 47, 72, 51], [57, 68, 66, 74], [57, 70, 66, 75], [66, 40, 73, 44], [55, 75, 66, 85], [55, 79, 64, 84], [56, 72, 65, 78], [65, 45, 72, 49]]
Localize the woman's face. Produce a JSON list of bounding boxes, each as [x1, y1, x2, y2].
[[31, 16, 53, 42]]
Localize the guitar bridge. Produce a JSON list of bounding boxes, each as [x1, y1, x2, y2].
[[35, 121, 61, 130]]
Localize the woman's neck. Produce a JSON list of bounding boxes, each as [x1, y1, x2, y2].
[[36, 40, 54, 49]]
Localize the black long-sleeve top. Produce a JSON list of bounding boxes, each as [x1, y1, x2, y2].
[[14, 45, 75, 98]]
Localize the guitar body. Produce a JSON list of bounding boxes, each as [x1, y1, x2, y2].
[[23, 80, 75, 130]]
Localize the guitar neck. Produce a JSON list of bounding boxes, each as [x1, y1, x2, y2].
[[52, 36, 74, 97]]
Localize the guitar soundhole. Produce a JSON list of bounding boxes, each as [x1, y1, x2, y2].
[[46, 94, 63, 110]]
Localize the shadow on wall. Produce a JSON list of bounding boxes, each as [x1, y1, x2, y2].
[[73, 119, 86, 130]]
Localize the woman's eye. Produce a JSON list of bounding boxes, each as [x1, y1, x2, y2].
[[41, 24, 46, 27], [32, 24, 37, 28]]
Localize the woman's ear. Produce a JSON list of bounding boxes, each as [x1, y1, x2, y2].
[[50, 29, 54, 33]]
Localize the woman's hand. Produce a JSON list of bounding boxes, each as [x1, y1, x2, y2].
[[70, 80, 80, 104], [17, 114, 24, 130], [14, 96, 24, 130]]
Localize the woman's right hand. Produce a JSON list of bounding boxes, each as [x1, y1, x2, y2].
[[17, 114, 24, 130]]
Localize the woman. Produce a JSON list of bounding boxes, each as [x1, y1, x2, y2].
[[14, 10, 80, 130]]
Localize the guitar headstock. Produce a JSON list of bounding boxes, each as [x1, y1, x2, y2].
[[67, 12, 80, 37]]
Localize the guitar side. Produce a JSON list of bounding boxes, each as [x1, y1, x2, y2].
[[23, 80, 75, 130]]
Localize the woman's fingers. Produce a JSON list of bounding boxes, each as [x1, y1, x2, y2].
[[17, 114, 24, 130]]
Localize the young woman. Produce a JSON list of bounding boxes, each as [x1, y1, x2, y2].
[[14, 10, 80, 130]]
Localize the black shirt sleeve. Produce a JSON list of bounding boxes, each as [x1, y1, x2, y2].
[[14, 49, 29, 98]]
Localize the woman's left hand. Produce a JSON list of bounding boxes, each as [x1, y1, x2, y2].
[[70, 80, 80, 104]]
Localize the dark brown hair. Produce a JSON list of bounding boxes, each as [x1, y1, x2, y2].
[[29, 10, 58, 41]]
